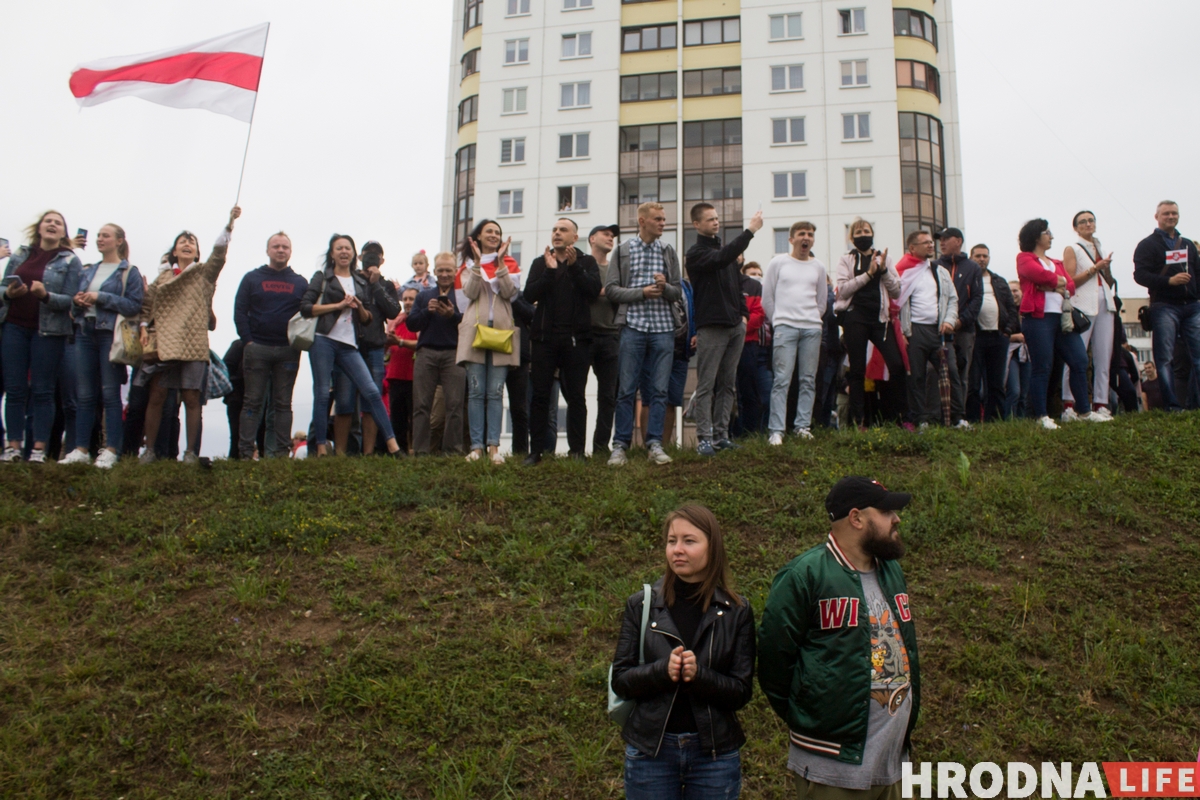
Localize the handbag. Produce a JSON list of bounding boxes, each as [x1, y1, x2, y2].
[[206, 349, 234, 400], [288, 312, 318, 351], [471, 288, 514, 354], [109, 266, 143, 366], [1059, 295, 1091, 334], [608, 584, 652, 727]]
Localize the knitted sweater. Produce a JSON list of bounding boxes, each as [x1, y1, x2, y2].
[[141, 229, 229, 362]]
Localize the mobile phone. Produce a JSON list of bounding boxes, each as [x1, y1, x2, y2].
[[76, 228, 88, 241], [3, 275, 23, 288]]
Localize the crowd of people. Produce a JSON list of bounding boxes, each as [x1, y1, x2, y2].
[[0, 199, 1195, 466]]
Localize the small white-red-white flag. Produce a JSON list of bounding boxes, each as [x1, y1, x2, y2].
[[1165, 249, 1188, 264], [69, 23, 268, 122]]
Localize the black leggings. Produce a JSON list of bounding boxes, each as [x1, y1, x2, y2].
[[844, 319, 906, 426], [388, 379, 413, 453]]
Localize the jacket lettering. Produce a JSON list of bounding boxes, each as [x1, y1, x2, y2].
[[894, 593, 911, 622], [818, 597, 860, 630]]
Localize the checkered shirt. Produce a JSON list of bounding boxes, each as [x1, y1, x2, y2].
[[624, 237, 675, 334]]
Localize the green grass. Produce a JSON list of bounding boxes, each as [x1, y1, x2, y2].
[[2, 413, 1198, 798]]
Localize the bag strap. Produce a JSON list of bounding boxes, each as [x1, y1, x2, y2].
[[637, 584, 651, 666]]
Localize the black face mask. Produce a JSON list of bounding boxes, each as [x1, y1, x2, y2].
[[853, 235, 874, 252]]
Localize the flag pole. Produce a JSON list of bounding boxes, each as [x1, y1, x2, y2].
[[234, 22, 270, 205]]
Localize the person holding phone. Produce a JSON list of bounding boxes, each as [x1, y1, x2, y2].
[[1061, 211, 1118, 419], [299, 234, 403, 458], [408, 252, 466, 456], [58, 224, 143, 467], [611, 504, 755, 800], [0, 210, 83, 463]]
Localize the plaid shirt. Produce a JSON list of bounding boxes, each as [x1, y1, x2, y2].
[[624, 237, 675, 334]]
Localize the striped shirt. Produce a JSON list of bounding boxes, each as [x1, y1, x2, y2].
[[624, 237, 675, 334]]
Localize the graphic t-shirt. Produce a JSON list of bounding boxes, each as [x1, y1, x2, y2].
[[788, 569, 911, 790], [321, 275, 358, 347]]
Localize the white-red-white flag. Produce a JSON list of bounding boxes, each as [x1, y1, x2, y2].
[[69, 23, 268, 122]]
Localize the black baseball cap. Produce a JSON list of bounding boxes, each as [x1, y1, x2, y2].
[[825, 476, 911, 522], [588, 224, 620, 239], [937, 227, 964, 241]]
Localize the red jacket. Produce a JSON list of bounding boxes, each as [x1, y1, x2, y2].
[[1016, 252, 1074, 318], [741, 274, 769, 345]]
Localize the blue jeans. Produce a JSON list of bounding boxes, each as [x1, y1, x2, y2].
[[332, 346, 386, 415], [466, 352, 508, 449], [1004, 350, 1031, 419], [1149, 301, 1200, 411], [735, 342, 772, 435], [76, 321, 125, 450], [769, 325, 823, 434], [57, 339, 78, 452], [615, 327, 674, 448], [642, 356, 689, 408], [309, 336, 395, 446], [2, 323, 66, 446], [624, 735, 742, 800], [1022, 313, 1090, 418]]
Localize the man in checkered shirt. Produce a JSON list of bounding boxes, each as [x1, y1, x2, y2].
[[603, 202, 683, 466]]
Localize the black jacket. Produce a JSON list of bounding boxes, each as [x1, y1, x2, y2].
[[686, 231, 753, 328], [1133, 228, 1200, 304], [299, 267, 393, 346], [611, 579, 756, 758], [936, 253, 984, 331], [984, 270, 1021, 337], [523, 247, 602, 340], [357, 278, 401, 350]]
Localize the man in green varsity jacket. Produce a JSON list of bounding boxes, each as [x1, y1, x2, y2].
[[758, 476, 921, 800]]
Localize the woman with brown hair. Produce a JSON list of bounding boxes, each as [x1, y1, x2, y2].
[[611, 504, 755, 800]]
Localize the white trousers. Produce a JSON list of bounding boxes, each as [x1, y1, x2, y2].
[[1062, 305, 1114, 406]]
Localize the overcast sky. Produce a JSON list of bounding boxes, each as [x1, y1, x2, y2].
[[2, 0, 1196, 456]]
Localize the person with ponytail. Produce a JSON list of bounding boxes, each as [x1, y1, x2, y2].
[[59, 224, 143, 467], [0, 210, 84, 463]]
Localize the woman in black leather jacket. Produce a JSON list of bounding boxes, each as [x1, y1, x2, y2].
[[611, 504, 755, 799]]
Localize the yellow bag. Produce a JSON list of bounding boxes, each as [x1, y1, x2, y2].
[[472, 292, 513, 354]]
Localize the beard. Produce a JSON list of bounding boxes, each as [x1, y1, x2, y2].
[[862, 517, 906, 562]]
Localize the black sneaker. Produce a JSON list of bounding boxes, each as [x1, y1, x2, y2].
[[522, 453, 542, 467], [713, 438, 740, 451]]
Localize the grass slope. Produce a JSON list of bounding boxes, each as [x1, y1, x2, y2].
[[1, 414, 1198, 799]]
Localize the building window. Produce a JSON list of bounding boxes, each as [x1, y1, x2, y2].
[[773, 229, 790, 254], [507, 0, 530, 16], [682, 68, 741, 97], [458, 95, 479, 128], [619, 123, 679, 232], [562, 32, 592, 58], [558, 185, 588, 211], [560, 81, 591, 108], [509, 241, 523, 266], [772, 117, 805, 145], [842, 113, 870, 141], [899, 111, 946, 240], [621, 72, 678, 102], [464, 0, 483, 34], [844, 167, 873, 196], [622, 24, 677, 52], [499, 189, 524, 216], [896, 60, 941, 100], [453, 144, 476, 252], [502, 87, 527, 114], [681, 118, 743, 250], [461, 48, 480, 81], [505, 39, 530, 65], [773, 171, 807, 200], [684, 18, 740, 46], [563, 0, 592, 8], [559, 132, 590, 159], [770, 64, 804, 92], [894, 8, 937, 50], [839, 8, 866, 34], [500, 137, 526, 164], [841, 60, 868, 87], [769, 13, 803, 40]]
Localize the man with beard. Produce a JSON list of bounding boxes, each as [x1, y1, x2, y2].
[[758, 477, 921, 800]]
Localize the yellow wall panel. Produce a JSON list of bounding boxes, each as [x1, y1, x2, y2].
[[896, 87, 940, 117], [460, 73, 480, 98], [892, 0, 934, 14], [456, 121, 478, 147], [683, 0, 740, 20], [621, 50, 677, 74], [619, 99, 679, 126], [462, 26, 483, 51], [682, 42, 741, 69], [682, 94, 741, 121], [893, 36, 937, 63], [621, 2, 678, 26]]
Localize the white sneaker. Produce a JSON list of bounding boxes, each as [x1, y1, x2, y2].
[[490, 450, 505, 465], [94, 449, 119, 469], [0, 446, 23, 463], [918, 422, 930, 431], [648, 443, 673, 465], [465, 450, 482, 462], [1092, 406, 1113, 420], [58, 449, 91, 466], [768, 432, 784, 446], [1061, 407, 1079, 423], [27, 449, 46, 464], [607, 447, 628, 467], [1039, 416, 1059, 430], [794, 428, 814, 440], [954, 419, 973, 431], [1082, 411, 1113, 423]]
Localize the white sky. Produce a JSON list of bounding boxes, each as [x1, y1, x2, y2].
[[2, 0, 1196, 456]]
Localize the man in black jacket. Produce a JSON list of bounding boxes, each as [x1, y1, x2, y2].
[[522, 219, 602, 465], [965, 244, 1021, 422], [408, 253, 465, 455], [350, 241, 401, 454], [935, 228, 983, 426], [685, 203, 763, 455], [1133, 200, 1200, 411]]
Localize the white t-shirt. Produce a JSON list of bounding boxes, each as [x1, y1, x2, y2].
[[762, 254, 827, 330], [85, 261, 122, 319], [1039, 258, 1063, 314], [320, 275, 359, 347], [909, 268, 939, 325], [977, 275, 999, 331]]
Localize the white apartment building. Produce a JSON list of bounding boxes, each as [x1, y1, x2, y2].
[[441, 0, 964, 268]]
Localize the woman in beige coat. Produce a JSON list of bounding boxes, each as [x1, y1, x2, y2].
[[457, 219, 519, 464]]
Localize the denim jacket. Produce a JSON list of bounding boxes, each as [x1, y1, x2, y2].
[[74, 260, 144, 332], [0, 246, 84, 337]]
